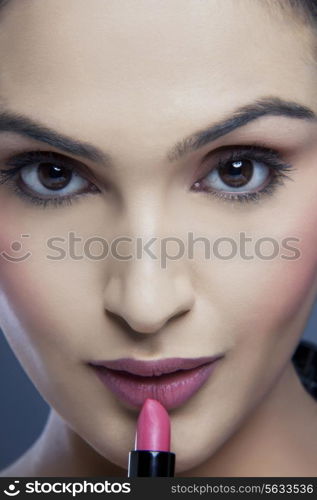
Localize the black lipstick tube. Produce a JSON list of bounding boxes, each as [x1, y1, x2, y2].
[[128, 450, 175, 477]]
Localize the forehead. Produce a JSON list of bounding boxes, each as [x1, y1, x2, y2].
[[0, 0, 315, 150]]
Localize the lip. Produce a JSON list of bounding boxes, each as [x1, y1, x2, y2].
[[89, 355, 223, 410]]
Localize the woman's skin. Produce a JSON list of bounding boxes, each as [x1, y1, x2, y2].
[[0, 0, 317, 477]]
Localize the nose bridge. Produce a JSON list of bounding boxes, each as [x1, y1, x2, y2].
[[103, 209, 195, 334]]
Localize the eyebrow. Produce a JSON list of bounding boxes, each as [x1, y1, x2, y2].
[[0, 110, 108, 164], [166, 96, 316, 161], [0, 96, 315, 165]]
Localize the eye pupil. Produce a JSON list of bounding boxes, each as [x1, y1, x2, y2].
[[220, 159, 253, 187], [38, 162, 72, 190]]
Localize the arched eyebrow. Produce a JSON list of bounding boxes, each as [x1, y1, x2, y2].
[[0, 96, 315, 166], [166, 96, 316, 162], [0, 110, 108, 164]]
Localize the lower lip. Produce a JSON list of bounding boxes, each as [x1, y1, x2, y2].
[[91, 360, 220, 410]]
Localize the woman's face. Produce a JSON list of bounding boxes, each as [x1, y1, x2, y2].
[[0, 0, 317, 473]]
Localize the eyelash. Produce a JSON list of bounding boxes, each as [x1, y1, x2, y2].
[[0, 147, 295, 208], [192, 145, 295, 204], [0, 151, 99, 209]]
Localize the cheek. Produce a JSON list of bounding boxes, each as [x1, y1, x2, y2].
[[255, 165, 317, 330], [194, 213, 317, 345], [224, 225, 317, 353], [267, 260, 317, 327], [0, 224, 79, 376], [0, 257, 54, 366], [0, 253, 100, 419], [254, 222, 317, 330], [0, 227, 35, 340]]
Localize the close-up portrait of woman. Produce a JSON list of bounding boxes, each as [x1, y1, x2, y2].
[[0, 0, 317, 479]]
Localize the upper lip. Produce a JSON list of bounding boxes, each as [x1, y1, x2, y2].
[[89, 355, 222, 377]]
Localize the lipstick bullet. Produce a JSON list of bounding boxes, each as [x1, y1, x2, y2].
[[128, 398, 175, 477]]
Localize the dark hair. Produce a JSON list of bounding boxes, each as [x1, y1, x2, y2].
[[287, 0, 317, 25], [0, 1, 316, 19], [0, 0, 316, 30]]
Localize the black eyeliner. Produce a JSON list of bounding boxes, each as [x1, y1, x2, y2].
[[192, 145, 296, 204], [0, 150, 99, 209], [0, 145, 296, 209]]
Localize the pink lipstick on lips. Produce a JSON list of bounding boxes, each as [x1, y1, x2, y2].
[[89, 355, 223, 410], [128, 398, 175, 477]]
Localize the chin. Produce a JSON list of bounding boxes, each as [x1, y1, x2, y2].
[[172, 441, 215, 474]]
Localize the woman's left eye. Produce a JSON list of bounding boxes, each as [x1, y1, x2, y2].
[[197, 158, 268, 191], [191, 146, 295, 203], [0, 151, 100, 208]]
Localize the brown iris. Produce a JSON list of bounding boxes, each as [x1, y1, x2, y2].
[[219, 159, 253, 188], [37, 163, 72, 191]]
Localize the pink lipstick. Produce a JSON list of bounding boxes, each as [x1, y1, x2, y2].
[[89, 355, 222, 410], [128, 398, 175, 477]]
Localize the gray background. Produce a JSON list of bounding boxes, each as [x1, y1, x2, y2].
[[0, 308, 316, 472]]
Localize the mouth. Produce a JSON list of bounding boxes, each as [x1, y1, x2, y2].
[[89, 355, 223, 410]]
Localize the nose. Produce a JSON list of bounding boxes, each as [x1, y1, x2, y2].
[[103, 260, 195, 335]]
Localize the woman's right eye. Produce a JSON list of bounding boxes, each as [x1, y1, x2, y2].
[[20, 162, 90, 194], [0, 151, 100, 208]]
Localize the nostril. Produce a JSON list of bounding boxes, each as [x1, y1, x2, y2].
[[169, 308, 190, 323], [105, 307, 178, 336], [105, 309, 159, 336], [105, 299, 192, 336], [105, 309, 133, 331]]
